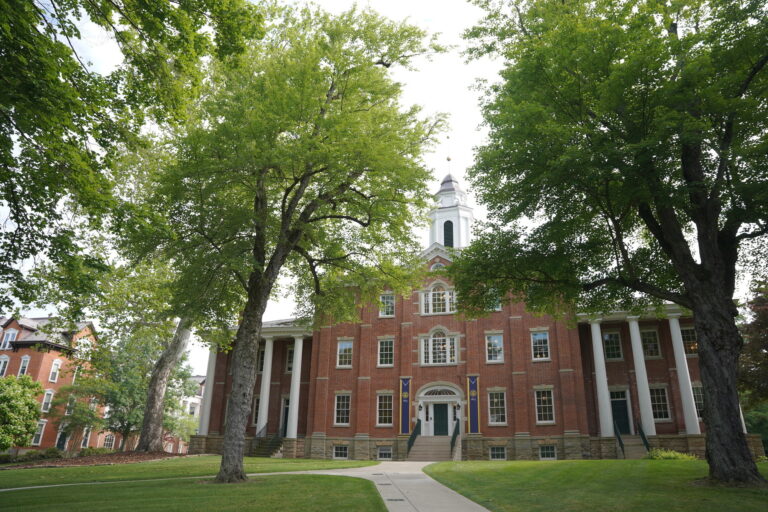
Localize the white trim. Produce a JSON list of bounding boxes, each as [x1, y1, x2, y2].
[[1, 328, 18, 350], [333, 393, 351, 426], [602, 330, 624, 361], [48, 359, 62, 383], [18, 355, 31, 376], [0, 355, 8, 377], [489, 446, 507, 460], [377, 338, 394, 368], [41, 389, 55, 412], [485, 333, 504, 363], [487, 390, 507, 425], [539, 444, 557, 460], [530, 330, 551, 361], [534, 388, 556, 425], [336, 340, 353, 369], [376, 394, 394, 427], [639, 328, 662, 360], [378, 293, 395, 318], [31, 419, 47, 446]]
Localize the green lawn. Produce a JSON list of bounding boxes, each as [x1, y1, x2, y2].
[[425, 460, 768, 512], [0, 455, 377, 489], [1, 474, 386, 512]]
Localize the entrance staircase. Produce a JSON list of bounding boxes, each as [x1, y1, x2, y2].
[[407, 436, 452, 461], [619, 435, 648, 459], [251, 435, 283, 458]]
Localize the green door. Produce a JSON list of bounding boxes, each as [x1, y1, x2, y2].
[[433, 404, 449, 436]]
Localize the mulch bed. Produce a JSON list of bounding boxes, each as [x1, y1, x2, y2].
[[2, 451, 183, 470]]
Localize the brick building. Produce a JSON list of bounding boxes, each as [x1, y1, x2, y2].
[[191, 175, 764, 461], [0, 317, 108, 452]]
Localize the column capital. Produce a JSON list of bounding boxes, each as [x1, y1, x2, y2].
[[667, 312, 682, 319], [293, 335, 304, 343], [262, 336, 274, 343], [589, 317, 603, 324], [626, 315, 641, 322]]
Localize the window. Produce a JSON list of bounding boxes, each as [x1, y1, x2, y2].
[[539, 445, 557, 460], [81, 427, 92, 448], [692, 385, 704, 418], [252, 397, 260, 425], [334, 394, 351, 425], [49, 359, 61, 382], [430, 262, 445, 271], [337, 341, 353, 368], [0, 355, 8, 376], [103, 434, 115, 450], [65, 397, 75, 416], [602, 332, 623, 360], [379, 293, 395, 317], [377, 395, 393, 426], [444, 220, 454, 247], [641, 330, 660, 358], [1, 329, 17, 350], [649, 387, 670, 420], [531, 331, 550, 360], [377, 445, 392, 460], [31, 420, 46, 446], [486, 334, 504, 363], [41, 390, 54, 412], [422, 284, 456, 315], [18, 355, 30, 376], [490, 446, 506, 460], [333, 445, 349, 459], [257, 346, 265, 373], [285, 346, 294, 373], [488, 392, 507, 424], [421, 330, 457, 365], [377, 339, 394, 367], [681, 328, 698, 355], [189, 402, 197, 416], [71, 366, 78, 384], [535, 389, 555, 424]]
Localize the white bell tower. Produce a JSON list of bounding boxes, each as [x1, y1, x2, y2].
[[428, 174, 474, 249]]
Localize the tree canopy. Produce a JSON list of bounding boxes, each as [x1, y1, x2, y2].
[[452, 0, 767, 484], [0, 0, 262, 313], [0, 376, 43, 451]]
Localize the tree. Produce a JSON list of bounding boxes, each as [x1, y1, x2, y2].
[[739, 283, 768, 407], [0, 376, 43, 451], [46, 377, 104, 451], [129, 5, 443, 482], [0, 0, 262, 313], [453, 0, 768, 484]]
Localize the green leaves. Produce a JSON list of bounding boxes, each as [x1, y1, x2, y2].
[[0, 376, 43, 451]]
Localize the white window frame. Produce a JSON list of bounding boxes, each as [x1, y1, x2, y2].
[[49, 359, 62, 383], [531, 330, 551, 361], [333, 445, 349, 459], [18, 355, 30, 376], [420, 330, 458, 366], [103, 433, 115, 450], [334, 394, 351, 426], [377, 338, 394, 367], [649, 386, 671, 422], [488, 391, 507, 425], [602, 331, 623, 361], [31, 420, 47, 446], [257, 346, 265, 373], [379, 293, 395, 318], [41, 390, 55, 412], [81, 427, 92, 448], [640, 329, 661, 359], [65, 396, 75, 416], [485, 334, 504, 363], [252, 396, 260, 426], [421, 283, 456, 315], [680, 327, 698, 357], [285, 346, 294, 373], [336, 340, 353, 368], [692, 384, 704, 419], [377, 445, 393, 460], [535, 388, 555, 425], [1, 329, 18, 350], [376, 394, 393, 427], [489, 446, 507, 460], [0, 355, 8, 377], [539, 444, 557, 460]]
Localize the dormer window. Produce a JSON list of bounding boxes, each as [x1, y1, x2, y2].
[[1, 329, 17, 350], [422, 284, 456, 315]]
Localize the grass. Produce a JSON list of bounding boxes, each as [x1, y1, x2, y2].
[[0, 455, 377, 489], [424, 459, 768, 512], [1, 474, 386, 512]]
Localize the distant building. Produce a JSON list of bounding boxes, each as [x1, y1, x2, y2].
[[191, 175, 764, 461], [164, 375, 205, 454]]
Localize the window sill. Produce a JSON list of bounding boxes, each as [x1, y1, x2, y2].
[[376, 364, 394, 369], [335, 366, 353, 370], [486, 360, 505, 364], [536, 421, 556, 426], [375, 424, 393, 428], [420, 363, 458, 367], [532, 358, 551, 363], [378, 315, 395, 319], [333, 423, 351, 427], [488, 422, 508, 427], [419, 312, 456, 316]]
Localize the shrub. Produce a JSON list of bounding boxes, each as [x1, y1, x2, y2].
[[79, 447, 114, 457], [645, 448, 698, 460], [0, 448, 64, 464], [756, 455, 767, 463]]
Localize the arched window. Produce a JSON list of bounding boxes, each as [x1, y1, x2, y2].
[[422, 283, 456, 315], [421, 330, 457, 365], [443, 220, 454, 247], [431, 285, 446, 313]]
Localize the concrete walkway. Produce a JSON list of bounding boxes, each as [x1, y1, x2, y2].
[[252, 461, 490, 512], [1, 461, 489, 512]]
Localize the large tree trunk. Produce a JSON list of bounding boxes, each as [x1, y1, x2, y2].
[[135, 317, 193, 452], [690, 290, 765, 485], [215, 290, 270, 483]]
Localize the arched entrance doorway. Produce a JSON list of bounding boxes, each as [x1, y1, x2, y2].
[[416, 384, 463, 437]]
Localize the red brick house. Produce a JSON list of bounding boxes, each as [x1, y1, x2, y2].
[[191, 175, 764, 460]]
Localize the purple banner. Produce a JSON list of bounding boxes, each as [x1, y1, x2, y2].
[[400, 377, 411, 435], [467, 376, 480, 434]]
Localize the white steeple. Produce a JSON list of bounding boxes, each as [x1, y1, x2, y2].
[[428, 174, 474, 249]]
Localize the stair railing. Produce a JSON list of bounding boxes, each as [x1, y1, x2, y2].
[[614, 421, 625, 459], [407, 419, 421, 455], [636, 418, 650, 452], [449, 419, 460, 457]]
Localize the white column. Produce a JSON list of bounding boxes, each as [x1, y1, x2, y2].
[[286, 336, 304, 439], [198, 348, 218, 435], [590, 319, 614, 437], [256, 337, 274, 435], [627, 316, 656, 436], [668, 315, 701, 435]]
